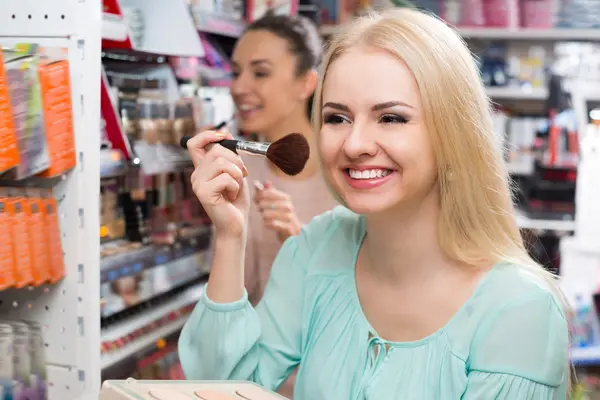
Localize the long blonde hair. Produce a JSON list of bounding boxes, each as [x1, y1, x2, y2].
[[313, 6, 571, 381]]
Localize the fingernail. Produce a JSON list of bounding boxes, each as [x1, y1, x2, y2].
[[254, 180, 264, 191], [242, 165, 248, 177], [215, 132, 226, 138]]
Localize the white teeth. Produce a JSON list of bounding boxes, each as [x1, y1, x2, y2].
[[348, 169, 392, 180], [239, 104, 258, 111]]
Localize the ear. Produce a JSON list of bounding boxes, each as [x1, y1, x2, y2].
[[298, 69, 318, 101]]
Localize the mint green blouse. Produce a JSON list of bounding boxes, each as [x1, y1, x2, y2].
[[178, 206, 569, 399]]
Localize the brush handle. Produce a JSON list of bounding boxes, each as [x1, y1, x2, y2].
[[179, 136, 238, 153]]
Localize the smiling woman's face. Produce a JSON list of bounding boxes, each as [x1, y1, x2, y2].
[[230, 30, 308, 138], [319, 46, 438, 215]]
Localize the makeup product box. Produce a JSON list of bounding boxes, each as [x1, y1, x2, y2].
[[100, 379, 289, 400]]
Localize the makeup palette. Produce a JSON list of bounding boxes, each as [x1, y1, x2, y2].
[[100, 379, 290, 400]]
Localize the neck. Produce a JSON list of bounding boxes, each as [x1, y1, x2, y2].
[[262, 107, 319, 178], [363, 191, 454, 284], [262, 106, 313, 143]]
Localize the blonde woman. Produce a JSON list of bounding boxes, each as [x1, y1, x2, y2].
[[179, 8, 569, 399]]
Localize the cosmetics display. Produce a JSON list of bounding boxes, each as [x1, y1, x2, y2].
[[92, 1, 599, 399], [0, 187, 65, 290], [100, 165, 212, 315], [100, 379, 288, 400], [0, 319, 48, 400], [0, 44, 76, 181]]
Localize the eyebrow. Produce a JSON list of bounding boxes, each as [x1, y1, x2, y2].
[[231, 59, 273, 68], [322, 101, 414, 111]]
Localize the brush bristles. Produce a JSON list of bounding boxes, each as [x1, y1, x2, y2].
[[265, 133, 310, 176]]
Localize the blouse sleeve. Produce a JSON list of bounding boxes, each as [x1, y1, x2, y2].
[[178, 211, 332, 390], [462, 291, 569, 399]]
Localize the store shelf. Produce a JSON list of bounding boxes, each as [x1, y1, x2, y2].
[[571, 346, 600, 366], [486, 86, 548, 100], [100, 148, 128, 179], [516, 213, 575, 232], [320, 25, 600, 42], [101, 283, 205, 370], [190, 6, 247, 38], [458, 27, 600, 41]]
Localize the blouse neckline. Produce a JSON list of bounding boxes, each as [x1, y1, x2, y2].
[[349, 214, 500, 348]]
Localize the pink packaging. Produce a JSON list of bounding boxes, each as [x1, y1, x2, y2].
[[458, 0, 485, 26], [483, 0, 519, 28], [521, 0, 554, 28]]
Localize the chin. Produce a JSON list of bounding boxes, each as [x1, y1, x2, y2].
[[341, 194, 400, 215], [239, 121, 263, 134]]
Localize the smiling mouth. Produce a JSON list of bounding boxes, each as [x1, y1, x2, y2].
[[346, 168, 393, 179], [237, 104, 263, 113]]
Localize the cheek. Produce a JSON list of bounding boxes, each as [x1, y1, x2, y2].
[[318, 129, 344, 168]]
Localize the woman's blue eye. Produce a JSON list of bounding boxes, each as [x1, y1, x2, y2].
[[380, 114, 408, 124]]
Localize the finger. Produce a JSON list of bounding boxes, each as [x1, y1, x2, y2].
[[204, 144, 248, 177], [253, 180, 266, 205], [253, 180, 265, 192], [210, 173, 241, 202], [264, 218, 287, 233], [263, 180, 273, 189], [201, 157, 245, 188], [261, 208, 290, 222], [258, 188, 289, 202], [257, 198, 293, 213], [186, 130, 228, 168]]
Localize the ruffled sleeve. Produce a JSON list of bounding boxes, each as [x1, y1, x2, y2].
[[178, 211, 333, 390], [463, 291, 569, 399]]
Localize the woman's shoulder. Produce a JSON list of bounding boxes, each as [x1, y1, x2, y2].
[[459, 263, 568, 385], [447, 262, 568, 384], [278, 206, 363, 276], [296, 206, 363, 249], [478, 262, 565, 310]]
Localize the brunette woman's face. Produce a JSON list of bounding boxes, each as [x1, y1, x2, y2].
[[319, 46, 438, 215], [231, 30, 310, 138]]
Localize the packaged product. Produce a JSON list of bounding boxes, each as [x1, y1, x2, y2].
[[0, 322, 14, 400], [3, 45, 50, 179]]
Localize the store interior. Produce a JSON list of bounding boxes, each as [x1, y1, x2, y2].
[[1, 0, 600, 398]]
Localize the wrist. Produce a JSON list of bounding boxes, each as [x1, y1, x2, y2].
[[214, 232, 246, 250]]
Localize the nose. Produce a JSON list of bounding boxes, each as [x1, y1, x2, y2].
[[230, 70, 251, 97], [343, 121, 378, 160]]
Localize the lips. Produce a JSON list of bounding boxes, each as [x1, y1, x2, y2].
[[236, 103, 262, 120]]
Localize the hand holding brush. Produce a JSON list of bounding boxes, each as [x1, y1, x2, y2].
[[180, 132, 310, 176], [185, 130, 250, 303], [183, 129, 310, 302]]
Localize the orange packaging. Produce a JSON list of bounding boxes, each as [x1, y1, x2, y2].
[[0, 50, 20, 174], [6, 190, 33, 287], [37, 59, 76, 177], [0, 192, 16, 290], [25, 190, 50, 285], [43, 193, 65, 283]]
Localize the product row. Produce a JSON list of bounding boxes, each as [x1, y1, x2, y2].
[[0, 45, 76, 181], [0, 319, 47, 400], [0, 188, 65, 290], [411, 0, 600, 29], [100, 169, 210, 245], [493, 108, 579, 171], [100, 229, 210, 318], [107, 71, 235, 149]]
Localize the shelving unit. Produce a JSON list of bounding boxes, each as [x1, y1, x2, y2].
[[320, 25, 600, 41], [486, 86, 548, 101], [100, 283, 204, 370], [0, 0, 102, 399]]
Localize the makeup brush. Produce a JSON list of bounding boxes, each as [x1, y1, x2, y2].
[[179, 133, 310, 176]]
